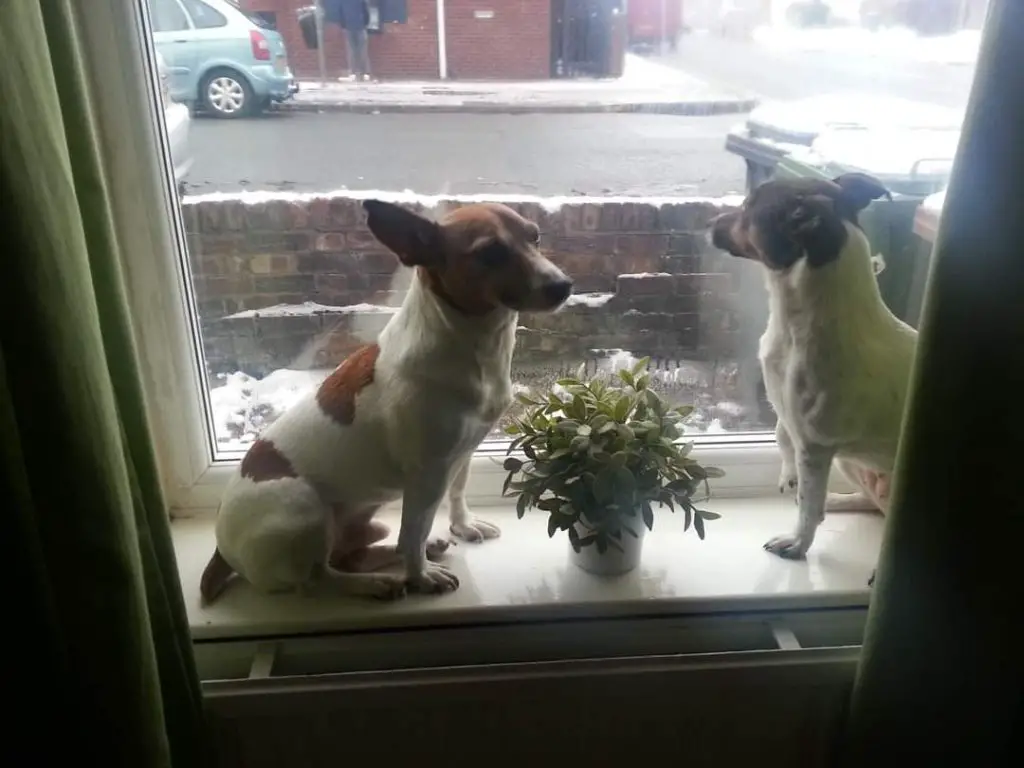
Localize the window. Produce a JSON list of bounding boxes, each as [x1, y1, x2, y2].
[[93, 0, 988, 648], [180, 0, 227, 29], [149, 0, 189, 32]]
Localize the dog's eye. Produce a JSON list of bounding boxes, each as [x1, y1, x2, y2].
[[476, 243, 509, 267]]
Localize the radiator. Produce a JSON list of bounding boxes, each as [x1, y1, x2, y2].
[[200, 609, 864, 767]]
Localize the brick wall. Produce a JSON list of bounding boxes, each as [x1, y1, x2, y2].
[[248, 0, 439, 80], [445, 1, 550, 80], [182, 193, 751, 385], [244, 0, 551, 80]]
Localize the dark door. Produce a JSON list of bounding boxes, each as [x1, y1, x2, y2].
[[551, 0, 619, 78]]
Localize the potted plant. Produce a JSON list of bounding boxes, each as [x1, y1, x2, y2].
[[501, 358, 724, 576]]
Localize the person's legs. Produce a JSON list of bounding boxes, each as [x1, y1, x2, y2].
[[345, 28, 370, 79]]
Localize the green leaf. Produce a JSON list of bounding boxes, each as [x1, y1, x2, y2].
[[547, 516, 560, 538], [683, 503, 692, 531], [641, 501, 654, 531], [505, 423, 522, 435], [698, 509, 721, 520], [516, 493, 529, 518], [613, 395, 633, 422], [516, 392, 539, 406], [675, 404, 695, 419], [503, 457, 523, 472], [631, 356, 650, 376], [556, 378, 580, 387], [703, 466, 726, 479], [576, 423, 592, 437], [694, 513, 706, 540], [617, 369, 636, 387], [556, 420, 580, 434], [593, 469, 615, 503], [568, 525, 582, 552]]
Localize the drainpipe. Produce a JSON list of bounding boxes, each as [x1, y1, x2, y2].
[[314, 0, 326, 87], [436, 0, 448, 79]]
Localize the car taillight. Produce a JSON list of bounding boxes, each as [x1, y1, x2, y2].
[[250, 29, 271, 61]]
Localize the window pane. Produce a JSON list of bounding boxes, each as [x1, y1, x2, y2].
[[148, 0, 980, 464], [149, 0, 189, 33], [180, 0, 227, 29]]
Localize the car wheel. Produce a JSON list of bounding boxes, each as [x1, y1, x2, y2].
[[201, 69, 256, 118]]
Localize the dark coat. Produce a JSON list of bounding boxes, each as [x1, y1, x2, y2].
[[324, 0, 369, 31]]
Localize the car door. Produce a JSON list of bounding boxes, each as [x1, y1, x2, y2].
[[148, 0, 198, 103]]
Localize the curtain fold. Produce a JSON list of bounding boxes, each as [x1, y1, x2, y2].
[[843, 1, 1021, 764], [1, 2, 209, 765]]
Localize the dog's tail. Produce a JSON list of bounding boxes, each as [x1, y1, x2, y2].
[[200, 548, 235, 605]]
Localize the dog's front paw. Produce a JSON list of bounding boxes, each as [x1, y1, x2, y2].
[[364, 574, 407, 601], [406, 562, 460, 594], [450, 516, 501, 543], [426, 536, 452, 561], [764, 534, 810, 560]]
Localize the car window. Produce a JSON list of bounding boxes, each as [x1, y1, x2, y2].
[[149, 0, 190, 32], [180, 0, 228, 30]]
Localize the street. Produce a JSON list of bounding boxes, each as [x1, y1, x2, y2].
[[184, 112, 747, 197], [655, 32, 976, 107], [183, 34, 977, 198]]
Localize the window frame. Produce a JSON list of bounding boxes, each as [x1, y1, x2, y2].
[[92, 0, 799, 518]]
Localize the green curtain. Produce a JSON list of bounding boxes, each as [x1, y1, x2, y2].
[[1, 2, 210, 766], [842, 1, 1021, 764]]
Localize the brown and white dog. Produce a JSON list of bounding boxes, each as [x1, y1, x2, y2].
[[200, 200, 572, 602], [711, 173, 917, 576]]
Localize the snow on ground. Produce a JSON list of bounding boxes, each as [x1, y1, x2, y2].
[[752, 24, 981, 65], [184, 187, 745, 211], [209, 349, 759, 454]]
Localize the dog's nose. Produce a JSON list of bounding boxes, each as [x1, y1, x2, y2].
[[543, 279, 573, 306]]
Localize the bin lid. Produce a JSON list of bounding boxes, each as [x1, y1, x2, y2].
[[747, 94, 964, 144], [798, 126, 960, 184]]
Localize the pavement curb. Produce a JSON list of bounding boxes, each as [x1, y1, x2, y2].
[[278, 98, 759, 116]]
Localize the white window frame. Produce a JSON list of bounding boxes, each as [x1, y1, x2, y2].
[[83, 0, 806, 519]]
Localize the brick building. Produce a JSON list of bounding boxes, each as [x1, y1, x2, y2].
[[243, 1, 625, 80]]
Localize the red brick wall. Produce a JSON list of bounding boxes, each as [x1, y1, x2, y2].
[[444, 1, 550, 80], [243, 1, 551, 80], [246, 0, 439, 79]]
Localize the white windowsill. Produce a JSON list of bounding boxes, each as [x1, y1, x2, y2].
[[174, 497, 882, 641]]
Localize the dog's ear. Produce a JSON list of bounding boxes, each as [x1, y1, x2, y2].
[[363, 200, 439, 267], [833, 173, 892, 212]]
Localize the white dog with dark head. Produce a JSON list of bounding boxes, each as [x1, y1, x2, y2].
[[711, 173, 917, 581], [200, 200, 572, 603]]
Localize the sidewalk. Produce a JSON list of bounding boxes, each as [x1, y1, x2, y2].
[[286, 54, 757, 116]]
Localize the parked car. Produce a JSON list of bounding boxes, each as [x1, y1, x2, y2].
[[156, 51, 193, 193], [149, 0, 298, 118]]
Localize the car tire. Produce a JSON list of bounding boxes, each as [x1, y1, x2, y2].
[[200, 68, 257, 119]]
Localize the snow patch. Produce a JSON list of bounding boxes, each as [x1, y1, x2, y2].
[[565, 292, 615, 308], [183, 188, 744, 212], [752, 25, 981, 65], [224, 301, 399, 320], [210, 368, 327, 449]]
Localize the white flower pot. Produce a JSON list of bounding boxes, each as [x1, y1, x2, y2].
[[570, 516, 647, 576]]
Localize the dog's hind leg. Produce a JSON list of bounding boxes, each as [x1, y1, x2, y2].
[[826, 460, 887, 512], [448, 455, 501, 542], [765, 443, 835, 559]]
